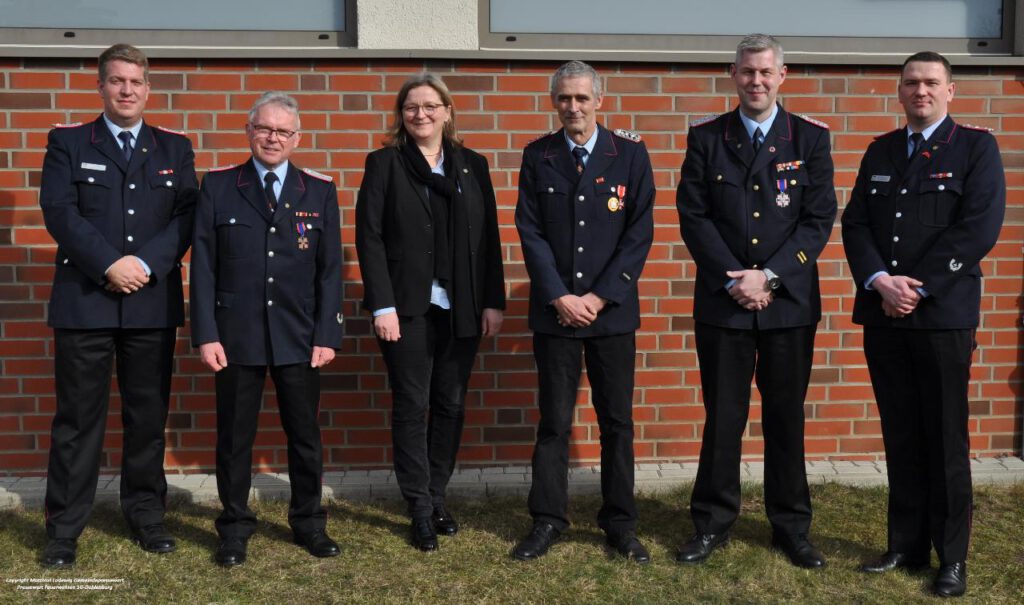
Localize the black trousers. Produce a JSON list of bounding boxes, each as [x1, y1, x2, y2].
[[214, 362, 325, 539], [691, 322, 815, 537], [378, 307, 480, 519], [527, 331, 637, 536], [45, 328, 176, 539], [864, 327, 974, 564]]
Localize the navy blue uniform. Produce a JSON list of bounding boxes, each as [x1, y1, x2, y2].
[[676, 105, 836, 539], [39, 115, 197, 539], [515, 125, 654, 536], [841, 116, 1005, 564], [190, 159, 342, 539]]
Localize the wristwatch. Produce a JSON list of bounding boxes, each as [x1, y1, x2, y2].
[[762, 267, 781, 291]]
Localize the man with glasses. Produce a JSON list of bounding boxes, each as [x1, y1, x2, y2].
[[190, 91, 343, 567], [38, 43, 198, 568]]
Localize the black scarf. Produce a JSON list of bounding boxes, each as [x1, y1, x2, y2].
[[400, 139, 479, 338]]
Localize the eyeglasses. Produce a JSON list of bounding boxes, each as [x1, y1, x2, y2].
[[250, 124, 298, 140], [402, 103, 447, 116]]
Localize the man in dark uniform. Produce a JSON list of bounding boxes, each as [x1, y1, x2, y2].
[[675, 34, 836, 569], [38, 43, 198, 568], [842, 51, 1004, 598], [190, 92, 343, 567], [513, 60, 655, 564]]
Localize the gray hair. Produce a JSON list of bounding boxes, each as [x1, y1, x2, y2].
[[248, 91, 301, 130], [550, 60, 603, 99], [735, 33, 784, 68]]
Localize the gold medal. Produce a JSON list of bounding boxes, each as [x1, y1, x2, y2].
[[607, 197, 620, 212]]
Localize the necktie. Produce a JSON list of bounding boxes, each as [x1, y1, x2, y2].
[[572, 146, 587, 175], [118, 131, 133, 162], [752, 127, 763, 153], [909, 132, 924, 159], [264, 172, 279, 213]]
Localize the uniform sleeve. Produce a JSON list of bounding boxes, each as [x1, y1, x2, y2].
[[514, 147, 571, 305], [474, 153, 507, 310], [590, 142, 655, 305], [134, 137, 199, 282], [355, 151, 397, 313], [676, 127, 744, 291], [189, 176, 219, 346], [841, 145, 889, 286], [908, 133, 1005, 297], [39, 129, 122, 284], [313, 181, 343, 348], [763, 126, 837, 282]]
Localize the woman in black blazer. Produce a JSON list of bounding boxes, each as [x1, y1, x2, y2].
[[355, 73, 506, 551]]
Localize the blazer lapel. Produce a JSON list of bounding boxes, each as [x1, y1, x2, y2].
[[750, 106, 792, 177], [543, 129, 580, 185], [273, 163, 306, 226], [89, 116, 128, 173], [724, 110, 754, 169], [238, 159, 273, 222], [125, 122, 155, 177], [909, 115, 955, 175], [581, 125, 618, 181], [396, 149, 431, 216]]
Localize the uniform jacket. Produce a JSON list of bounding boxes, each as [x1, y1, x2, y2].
[[677, 105, 837, 329], [39, 115, 198, 329], [190, 159, 343, 366], [355, 144, 506, 323], [515, 125, 655, 337], [841, 116, 1005, 329]]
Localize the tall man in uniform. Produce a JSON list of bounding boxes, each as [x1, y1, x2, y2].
[[513, 61, 655, 564], [190, 92, 343, 567], [842, 52, 1004, 598], [38, 43, 198, 568], [675, 34, 836, 569]]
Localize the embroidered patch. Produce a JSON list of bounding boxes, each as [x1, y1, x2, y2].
[[613, 128, 642, 142], [155, 125, 187, 136], [795, 114, 830, 129], [690, 113, 721, 128], [301, 167, 333, 182]]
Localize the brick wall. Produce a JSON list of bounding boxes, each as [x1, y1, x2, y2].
[[1, 57, 1021, 474]]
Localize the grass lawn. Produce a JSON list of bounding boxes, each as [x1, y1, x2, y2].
[[1, 482, 1022, 604]]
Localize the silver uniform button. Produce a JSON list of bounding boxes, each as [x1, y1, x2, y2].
[[126, 235, 133, 242], [577, 195, 584, 202], [62, 258, 68, 264], [896, 212, 903, 218], [267, 300, 273, 306], [268, 251, 274, 257], [128, 183, 136, 190], [578, 220, 585, 226], [127, 209, 135, 215], [891, 260, 898, 267], [229, 218, 236, 224], [870, 188, 877, 194], [268, 277, 274, 283], [165, 180, 173, 187], [938, 184, 945, 191], [893, 236, 899, 242], [87, 177, 95, 183], [269, 226, 276, 233], [547, 187, 554, 193], [576, 272, 583, 278], [577, 246, 583, 252], [306, 223, 312, 229], [900, 188, 907, 194]]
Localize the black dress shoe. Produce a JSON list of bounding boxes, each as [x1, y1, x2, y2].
[[432, 505, 459, 536], [411, 518, 438, 552], [860, 550, 930, 573], [131, 523, 176, 554], [676, 532, 729, 564], [606, 532, 651, 564], [41, 538, 77, 569], [771, 534, 826, 569], [293, 529, 341, 558], [512, 522, 561, 561], [933, 561, 967, 598], [215, 537, 248, 567]]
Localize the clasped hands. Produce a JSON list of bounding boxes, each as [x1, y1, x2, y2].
[[199, 342, 335, 372], [726, 269, 774, 311], [871, 274, 923, 319], [104, 255, 149, 294], [554, 292, 606, 328]]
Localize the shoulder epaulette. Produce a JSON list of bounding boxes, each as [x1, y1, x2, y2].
[[527, 131, 556, 145], [690, 113, 721, 128], [52, 122, 83, 129], [302, 167, 333, 182], [960, 123, 994, 133], [155, 125, 188, 136], [207, 164, 239, 173], [795, 114, 830, 130], [612, 128, 642, 143]]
